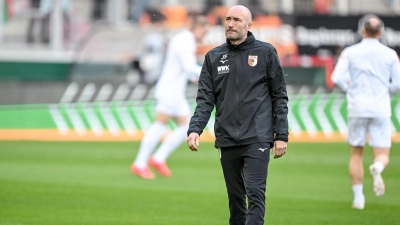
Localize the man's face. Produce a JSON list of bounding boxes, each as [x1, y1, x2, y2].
[[224, 10, 250, 42]]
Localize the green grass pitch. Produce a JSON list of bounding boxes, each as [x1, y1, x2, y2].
[[0, 141, 399, 225]]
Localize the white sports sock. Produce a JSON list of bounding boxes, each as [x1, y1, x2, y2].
[[134, 122, 167, 168], [152, 124, 188, 162], [352, 184, 365, 203], [372, 161, 385, 174]]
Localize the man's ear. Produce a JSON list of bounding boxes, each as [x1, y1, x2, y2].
[[377, 29, 383, 38], [247, 22, 252, 31]]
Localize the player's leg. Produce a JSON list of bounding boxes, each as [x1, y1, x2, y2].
[[349, 146, 365, 209], [131, 111, 170, 179], [220, 146, 246, 225], [242, 143, 270, 225], [368, 117, 391, 197], [371, 148, 389, 171], [150, 100, 190, 177], [369, 148, 389, 197], [347, 117, 368, 209]]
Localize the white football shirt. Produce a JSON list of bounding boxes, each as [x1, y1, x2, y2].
[[331, 38, 400, 118], [154, 30, 202, 102]]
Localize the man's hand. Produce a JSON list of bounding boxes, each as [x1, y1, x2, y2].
[[187, 132, 200, 151], [271, 140, 287, 159]]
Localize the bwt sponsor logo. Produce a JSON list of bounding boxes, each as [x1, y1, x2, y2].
[[296, 26, 400, 48], [218, 65, 230, 74], [296, 26, 357, 47]]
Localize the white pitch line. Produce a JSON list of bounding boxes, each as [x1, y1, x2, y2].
[[287, 95, 302, 137], [331, 96, 348, 137], [298, 95, 317, 138], [66, 104, 86, 136], [60, 82, 79, 103], [48, 104, 69, 136], [315, 95, 333, 138]]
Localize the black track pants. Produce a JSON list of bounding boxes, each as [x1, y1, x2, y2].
[[220, 143, 271, 225]]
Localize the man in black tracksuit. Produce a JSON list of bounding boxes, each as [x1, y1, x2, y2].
[[187, 5, 289, 225]]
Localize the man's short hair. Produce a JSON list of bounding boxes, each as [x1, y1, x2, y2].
[[363, 15, 384, 37], [189, 15, 209, 30]]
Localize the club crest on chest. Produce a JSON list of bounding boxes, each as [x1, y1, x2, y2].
[[248, 55, 258, 66]]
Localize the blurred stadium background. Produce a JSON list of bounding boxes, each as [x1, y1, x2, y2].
[[0, 0, 398, 142], [0, 1, 400, 224], [0, 0, 400, 141]]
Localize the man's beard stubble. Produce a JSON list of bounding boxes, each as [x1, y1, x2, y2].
[[226, 31, 244, 42]]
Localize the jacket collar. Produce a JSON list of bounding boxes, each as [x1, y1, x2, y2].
[[226, 31, 255, 51]]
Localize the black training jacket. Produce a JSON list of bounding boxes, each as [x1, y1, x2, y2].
[[188, 32, 289, 148]]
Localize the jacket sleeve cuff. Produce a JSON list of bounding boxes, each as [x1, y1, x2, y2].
[[274, 133, 288, 142], [187, 130, 203, 137]]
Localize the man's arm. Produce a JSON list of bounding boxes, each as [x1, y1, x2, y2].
[[187, 54, 215, 151], [267, 47, 289, 158], [331, 49, 350, 92], [389, 53, 400, 93]]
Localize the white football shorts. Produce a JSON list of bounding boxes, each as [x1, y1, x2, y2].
[[155, 97, 191, 117], [347, 117, 392, 148]]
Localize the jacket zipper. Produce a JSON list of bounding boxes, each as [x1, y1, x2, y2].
[[236, 54, 239, 142]]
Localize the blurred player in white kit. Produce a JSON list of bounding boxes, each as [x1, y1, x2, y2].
[[332, 15, 400, 210], [131, 16, 210, 179]]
